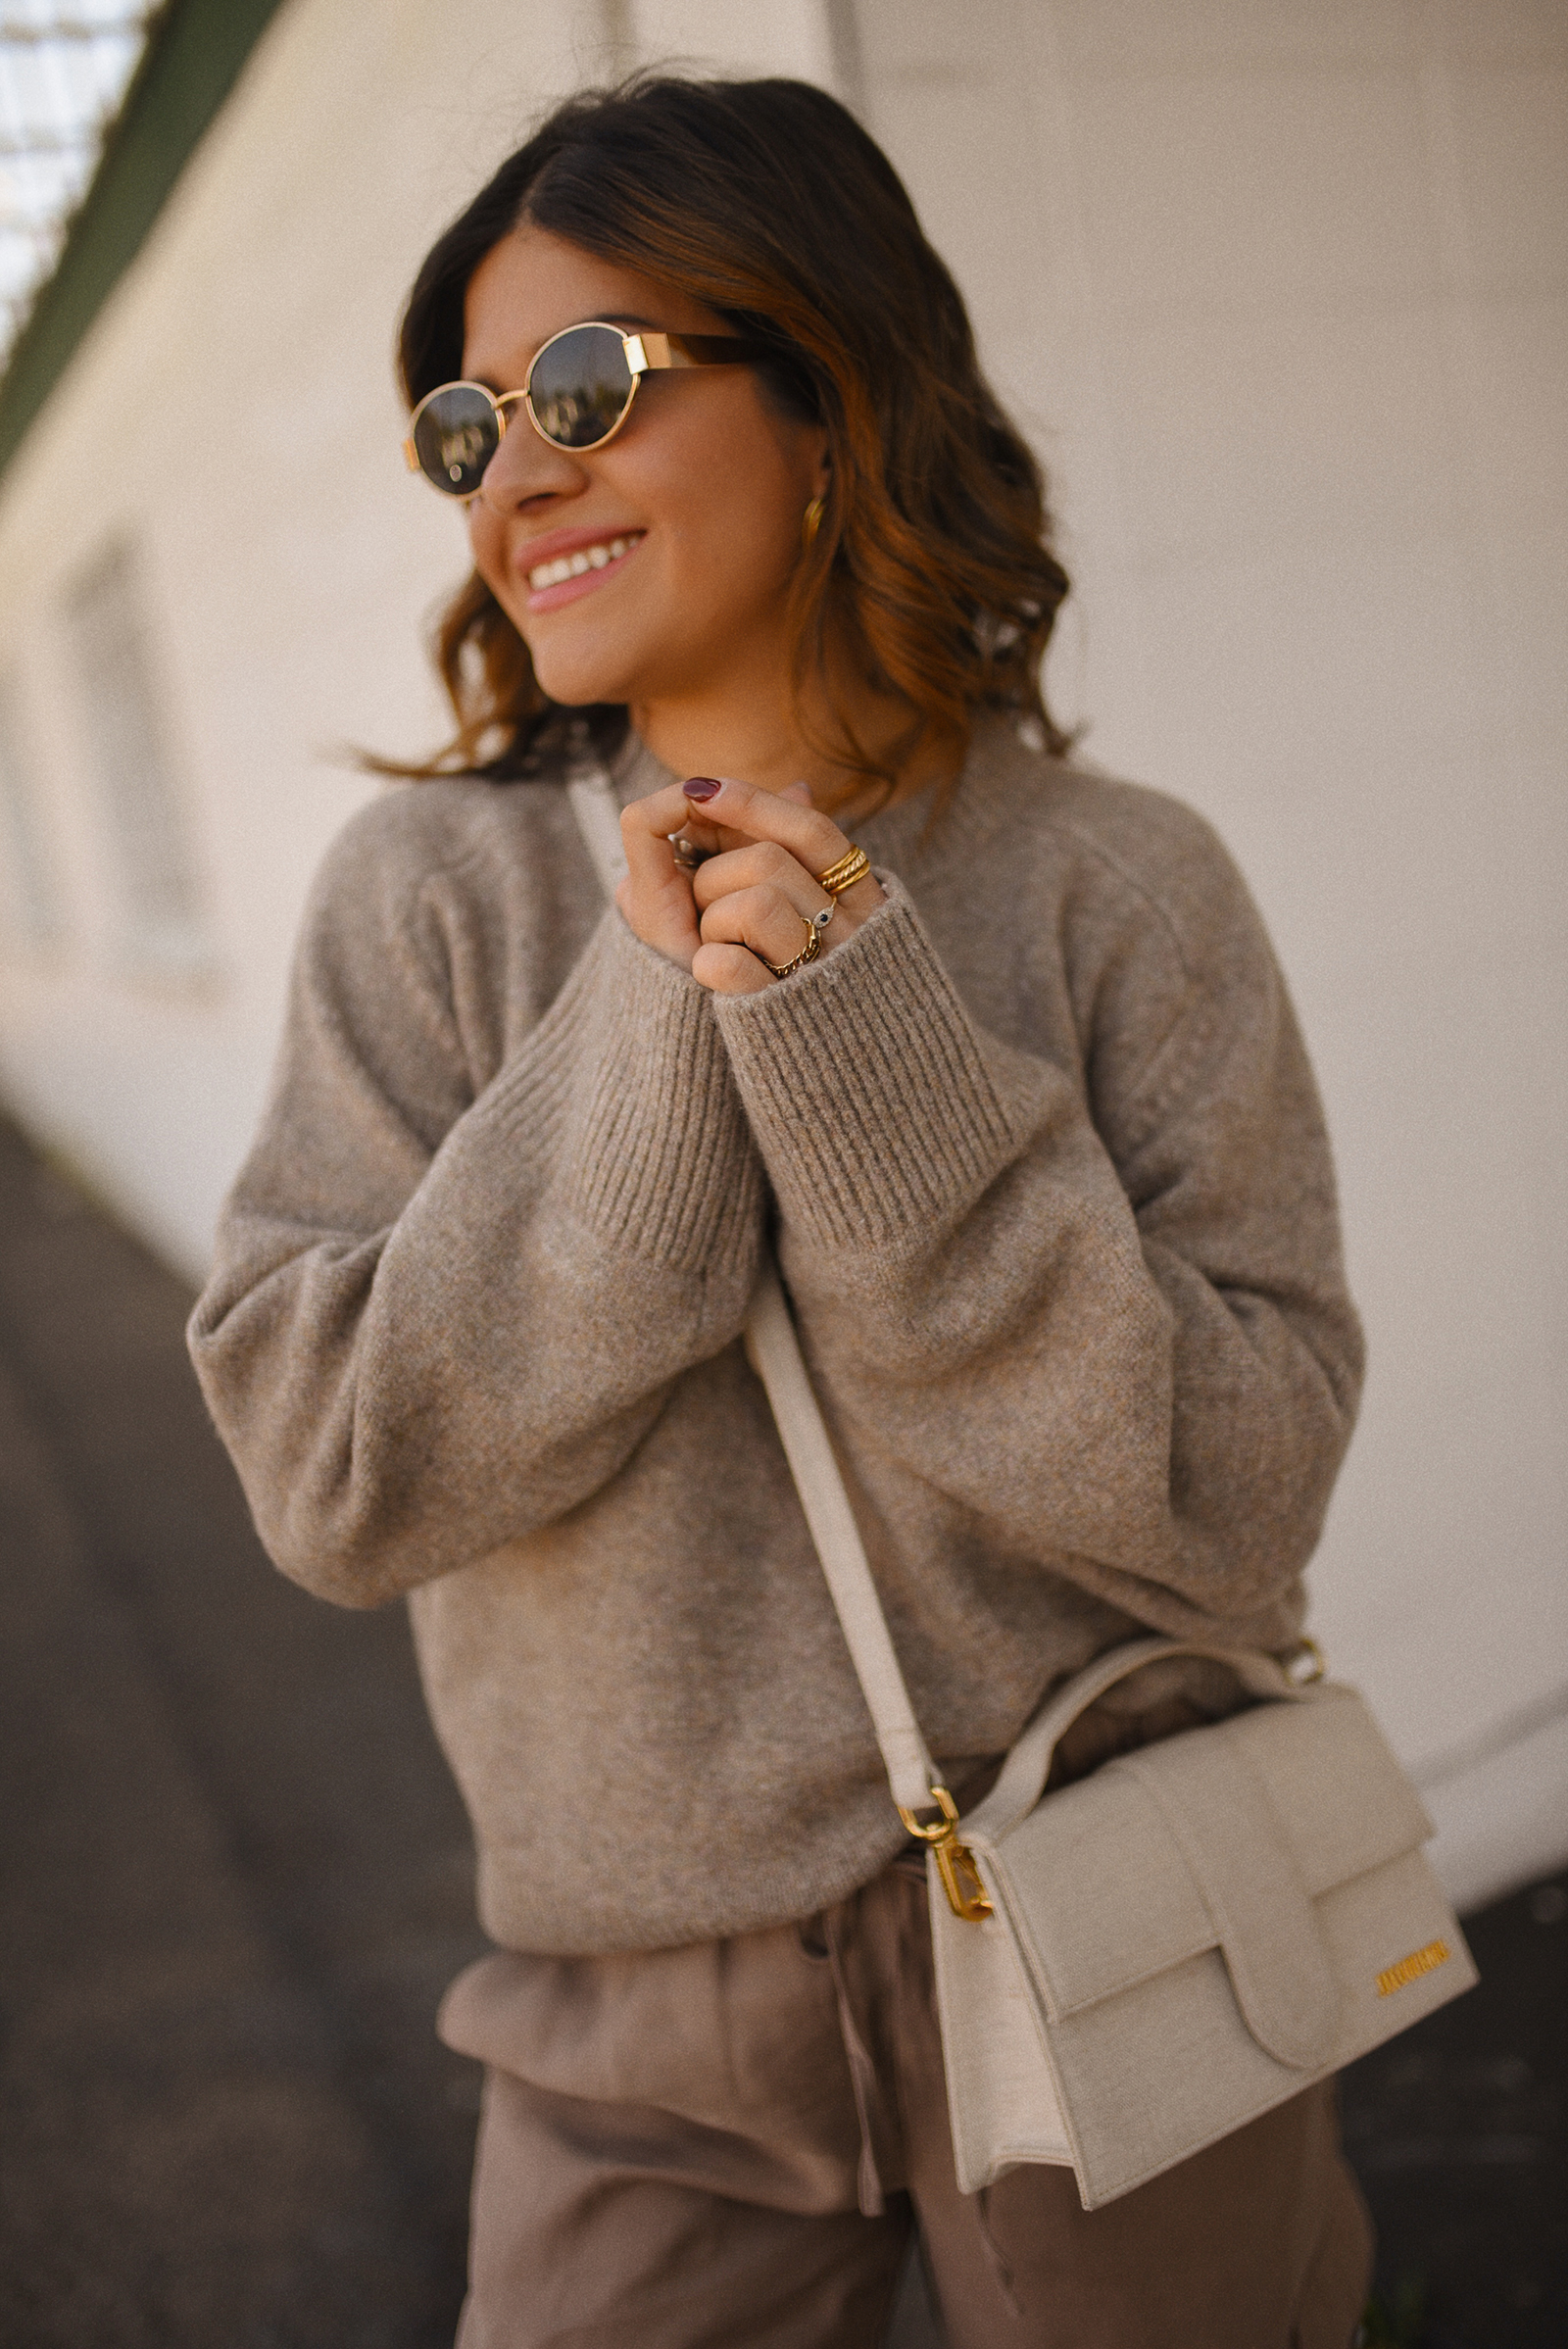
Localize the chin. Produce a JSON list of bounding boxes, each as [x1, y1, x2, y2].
[[523, 637, 637, 712]]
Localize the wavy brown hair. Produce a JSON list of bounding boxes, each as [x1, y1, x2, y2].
[[391, 74, 1071, 800]]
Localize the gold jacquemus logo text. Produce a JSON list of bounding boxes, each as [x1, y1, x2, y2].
[[1375, 1939, 1450, 1997]]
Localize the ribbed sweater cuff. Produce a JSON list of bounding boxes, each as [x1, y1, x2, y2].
[[492, 910, 762, 1272], [713, 880, 1020, 1250]]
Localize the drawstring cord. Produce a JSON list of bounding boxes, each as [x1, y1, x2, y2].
[[822, 1906, 887, 2218], [974, 2187, 1021, 2318]]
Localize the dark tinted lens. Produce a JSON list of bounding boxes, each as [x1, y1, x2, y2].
[[414, 386, 500, 495], [528, 325, 634, 449]]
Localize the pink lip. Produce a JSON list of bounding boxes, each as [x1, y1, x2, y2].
[[520, 523, 646, 613]]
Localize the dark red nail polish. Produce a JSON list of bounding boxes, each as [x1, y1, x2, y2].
[[683, 775, 721, 802]]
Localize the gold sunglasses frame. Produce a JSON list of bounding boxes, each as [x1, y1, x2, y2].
[[403, 319, 769, 487]]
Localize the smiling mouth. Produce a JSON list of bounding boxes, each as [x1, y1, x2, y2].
[[527, 532, 645, 590]]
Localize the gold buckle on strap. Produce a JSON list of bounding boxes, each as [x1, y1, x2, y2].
[[1282, 1636, 1327, 1686], [897, 1784, 993, 1923]]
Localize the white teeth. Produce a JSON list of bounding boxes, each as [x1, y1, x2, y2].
[[528, 532, 642, 591]]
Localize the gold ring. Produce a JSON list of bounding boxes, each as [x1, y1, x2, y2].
[[760, 911, 823, 979], [815, 844, 870, 896]]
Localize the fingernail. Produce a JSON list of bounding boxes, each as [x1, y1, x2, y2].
[[682, 775, 721, 803]]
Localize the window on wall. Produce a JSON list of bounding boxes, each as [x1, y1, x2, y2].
[[0, 672, 63, 950], [66, 539, 211, 979]]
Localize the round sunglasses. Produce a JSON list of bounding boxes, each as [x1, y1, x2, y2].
[[403, 319, 768, 495]]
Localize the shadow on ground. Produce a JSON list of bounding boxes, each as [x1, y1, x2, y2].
[[0, 1112, 1561, 2348]]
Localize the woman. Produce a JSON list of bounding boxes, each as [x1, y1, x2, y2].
[[190, 74, 1373, 2349]]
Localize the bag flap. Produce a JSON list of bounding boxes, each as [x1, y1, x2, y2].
[[1226, 1684, 1433, 1884], [1118, 1723, 1338, 2067], [980, 1683, 1432, 2069]]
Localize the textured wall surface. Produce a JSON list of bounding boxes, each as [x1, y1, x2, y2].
[[0, 0, 1561, 1905]]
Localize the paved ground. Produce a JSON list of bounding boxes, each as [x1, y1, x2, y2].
[[0, 1109, 1561, 2349]]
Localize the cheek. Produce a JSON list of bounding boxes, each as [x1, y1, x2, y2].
[[467, 508, 512, 607], [644, 422, 802, 610]]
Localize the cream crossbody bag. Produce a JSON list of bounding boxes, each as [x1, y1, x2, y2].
[[569, 766, 1477, 2214]]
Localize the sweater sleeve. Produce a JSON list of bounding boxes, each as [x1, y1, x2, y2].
[[711, 848, 1364, 1638], [188, 805, 764, 1607]]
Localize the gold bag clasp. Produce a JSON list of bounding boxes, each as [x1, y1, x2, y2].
[[898, 1784, 994, 1923]]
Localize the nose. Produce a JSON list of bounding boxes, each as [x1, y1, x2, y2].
[[476, 396, 582, 514]]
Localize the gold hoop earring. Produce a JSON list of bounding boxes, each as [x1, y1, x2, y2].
[[802, 494, 826, 551]]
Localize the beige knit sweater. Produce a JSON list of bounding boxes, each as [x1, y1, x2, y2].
[[189, 717, 1362, 1955]]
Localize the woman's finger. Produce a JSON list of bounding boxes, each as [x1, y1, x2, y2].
[[620, 786, 696, 875], [631, 775, 723, 845], [617, 792, 701, 968], [680, 774, 851, 877], [699, 883, 825, 972], [680, 774, 884, 931], [691, 941, 774, 997], [623, 775, 883, 972], [675, 779, 810, 863], [691, 840, 832, 920]]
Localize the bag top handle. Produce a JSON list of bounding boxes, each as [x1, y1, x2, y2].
[[958, 1638, 1301, 1851]]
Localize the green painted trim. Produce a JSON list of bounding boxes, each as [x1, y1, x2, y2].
[[0, 0, 289, 482]]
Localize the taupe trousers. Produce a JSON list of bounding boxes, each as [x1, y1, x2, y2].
[[439, 1858, 1373, 2349]]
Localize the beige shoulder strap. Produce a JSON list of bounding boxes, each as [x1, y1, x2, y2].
[[567, 767, 631, 892], [743, 1267, 942, 1813]]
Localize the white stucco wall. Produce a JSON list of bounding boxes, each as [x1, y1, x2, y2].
[[0, 0, 1561, 1909]]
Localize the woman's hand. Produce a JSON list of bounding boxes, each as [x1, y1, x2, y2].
[[618, 773, 885, 994]]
